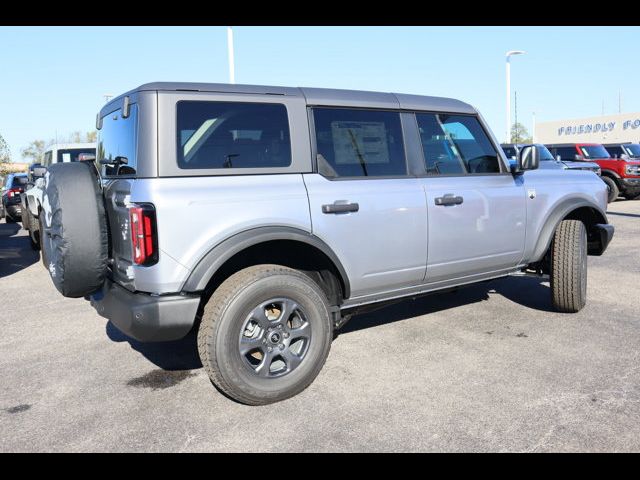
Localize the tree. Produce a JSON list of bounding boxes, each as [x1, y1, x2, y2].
[[510, 122, 532, 144], [0, 133, 11, 163], [21, 139, 49, 163]]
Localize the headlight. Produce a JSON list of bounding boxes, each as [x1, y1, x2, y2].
[[625, 164, 640, 175]]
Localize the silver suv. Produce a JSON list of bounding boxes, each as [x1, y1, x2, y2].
[[40, 82, 614, 405]]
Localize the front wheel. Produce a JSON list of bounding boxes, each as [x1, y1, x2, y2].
[[197, 264, 333, 405], [550, 220, 588, 313], [601, 176, 619, 203]]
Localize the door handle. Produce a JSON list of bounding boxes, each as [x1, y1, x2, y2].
[[322, 202, 360, 214], [434, 194, 464, 206]]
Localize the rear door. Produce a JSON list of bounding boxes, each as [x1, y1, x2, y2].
[[414, 112, 526, 283], [304, 107, 427, 298]]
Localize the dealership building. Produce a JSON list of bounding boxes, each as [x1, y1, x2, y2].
[[535, 112, 640, 144]]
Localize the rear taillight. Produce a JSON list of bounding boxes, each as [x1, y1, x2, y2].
[[129, 204, 158, 266], [7, 188, 22, 198]]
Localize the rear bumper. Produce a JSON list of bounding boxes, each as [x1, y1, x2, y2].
[[5, 205, 21, 218], [89, 279, 201, 342], [589, 223, 614, 256]]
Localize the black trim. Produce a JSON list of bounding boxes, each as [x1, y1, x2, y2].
[[530, 200, 608, 263], [182, 226, 351, 298], [89, 279, 201, 342]]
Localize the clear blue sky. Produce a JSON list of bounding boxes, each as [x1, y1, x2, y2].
[[1, 26, 639, 161]]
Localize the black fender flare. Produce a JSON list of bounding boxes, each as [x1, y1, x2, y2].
[[181, 226, 351, 298], [529, 198, 608, 263], [600, 169, 621, 180]]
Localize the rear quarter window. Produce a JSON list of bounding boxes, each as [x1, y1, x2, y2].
[[176, 101, 291, 170]]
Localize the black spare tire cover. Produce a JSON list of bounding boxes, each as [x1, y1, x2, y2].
[[41, 162, 109, 298]]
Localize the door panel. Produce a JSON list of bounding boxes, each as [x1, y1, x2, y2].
[[304, 174, 427, 297], [422, 175, 526, 283]]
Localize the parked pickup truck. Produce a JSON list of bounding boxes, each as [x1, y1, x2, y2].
[[21, 143, 96, 250], [40, 83, 614, 405], [546, 143, 640, 202]]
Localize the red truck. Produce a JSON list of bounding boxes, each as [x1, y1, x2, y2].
[[546, 143, 640, 202]]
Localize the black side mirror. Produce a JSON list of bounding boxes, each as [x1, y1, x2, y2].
[[513, 145, 540, 173]]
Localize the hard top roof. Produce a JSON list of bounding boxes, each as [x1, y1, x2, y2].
[[100, 82, 476, 116]]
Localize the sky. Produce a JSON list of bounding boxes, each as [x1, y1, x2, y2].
[[1, 25, 639, 161]]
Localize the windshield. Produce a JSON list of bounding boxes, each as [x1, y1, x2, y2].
[[579, 145, 610, 159], [622, 144, 640, 158], [536, 144, 556, 161]]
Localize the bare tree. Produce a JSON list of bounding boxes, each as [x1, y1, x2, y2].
[[0, 133, 11, 163]]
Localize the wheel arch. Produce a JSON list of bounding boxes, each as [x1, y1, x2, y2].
[[530, 199, 608, 263], [182, 226, 351, 304]]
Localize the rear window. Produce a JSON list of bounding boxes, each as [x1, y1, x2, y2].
[[57, 149, 95, 163], [11, 176, 28, 187], [176, 101, 291, 169], [97, 104, 138, 176]]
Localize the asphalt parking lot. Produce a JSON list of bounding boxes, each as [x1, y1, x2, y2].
[[1, 201, 639, 452]]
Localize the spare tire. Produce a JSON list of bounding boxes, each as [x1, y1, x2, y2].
[[41, 162, 109, 298]]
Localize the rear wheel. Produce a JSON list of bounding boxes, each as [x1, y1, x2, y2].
[[550, 220, 588, 313], [601, 176, 619, 203], [623, 191, 640, 200], [198, 264, 333, 405]]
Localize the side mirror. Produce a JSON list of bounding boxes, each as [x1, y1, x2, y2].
[[513, 145, 540, 173], [575, 154, 585, 161], [556, 154, 562, 162]]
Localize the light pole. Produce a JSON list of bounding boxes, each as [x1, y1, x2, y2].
[[227, 26, 235, 84], [506, 50, 525, 142]]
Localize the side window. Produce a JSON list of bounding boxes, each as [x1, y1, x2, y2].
[[312, 108, 406, 178], [416, 113, 501, 175], [416, 113, 466, 174], [176, 101, 291, 169], [43, 151, 52, 167]]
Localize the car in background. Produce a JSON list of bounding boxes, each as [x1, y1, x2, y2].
[[603, 143, 640, 161], [501, 143, 601, 174], [546, 143, 640, 202], [21, 143, 96, 249], [1, 173, 29, 223]]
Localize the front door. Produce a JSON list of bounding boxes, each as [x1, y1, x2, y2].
[[414, 112, 526, 283]]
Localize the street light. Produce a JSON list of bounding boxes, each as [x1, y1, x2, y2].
[[506, 50, 525, 142], [227, 26, 235, 84]]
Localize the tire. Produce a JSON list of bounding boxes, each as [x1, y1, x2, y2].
[[623, 192, 640, 200], [601, 176, 619, 203], [40, 162, 109, 298], [39, 212, 49, 268], [198, 264, 333, 405], [28, 223, 40, 251], [550, 220, 588, 313], [5, 214, 16, 223]]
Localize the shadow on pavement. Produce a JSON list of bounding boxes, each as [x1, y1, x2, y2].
[[105, 275, 553, 367], [106, 321, 202, 371], [0, 221, 39, 278], [340, 275, 553, 335]]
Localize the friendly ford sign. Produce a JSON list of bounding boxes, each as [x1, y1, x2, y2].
[[558, 118, 640, 136]]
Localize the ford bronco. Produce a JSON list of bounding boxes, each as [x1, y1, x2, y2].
[[39, 83, 614, 405]]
